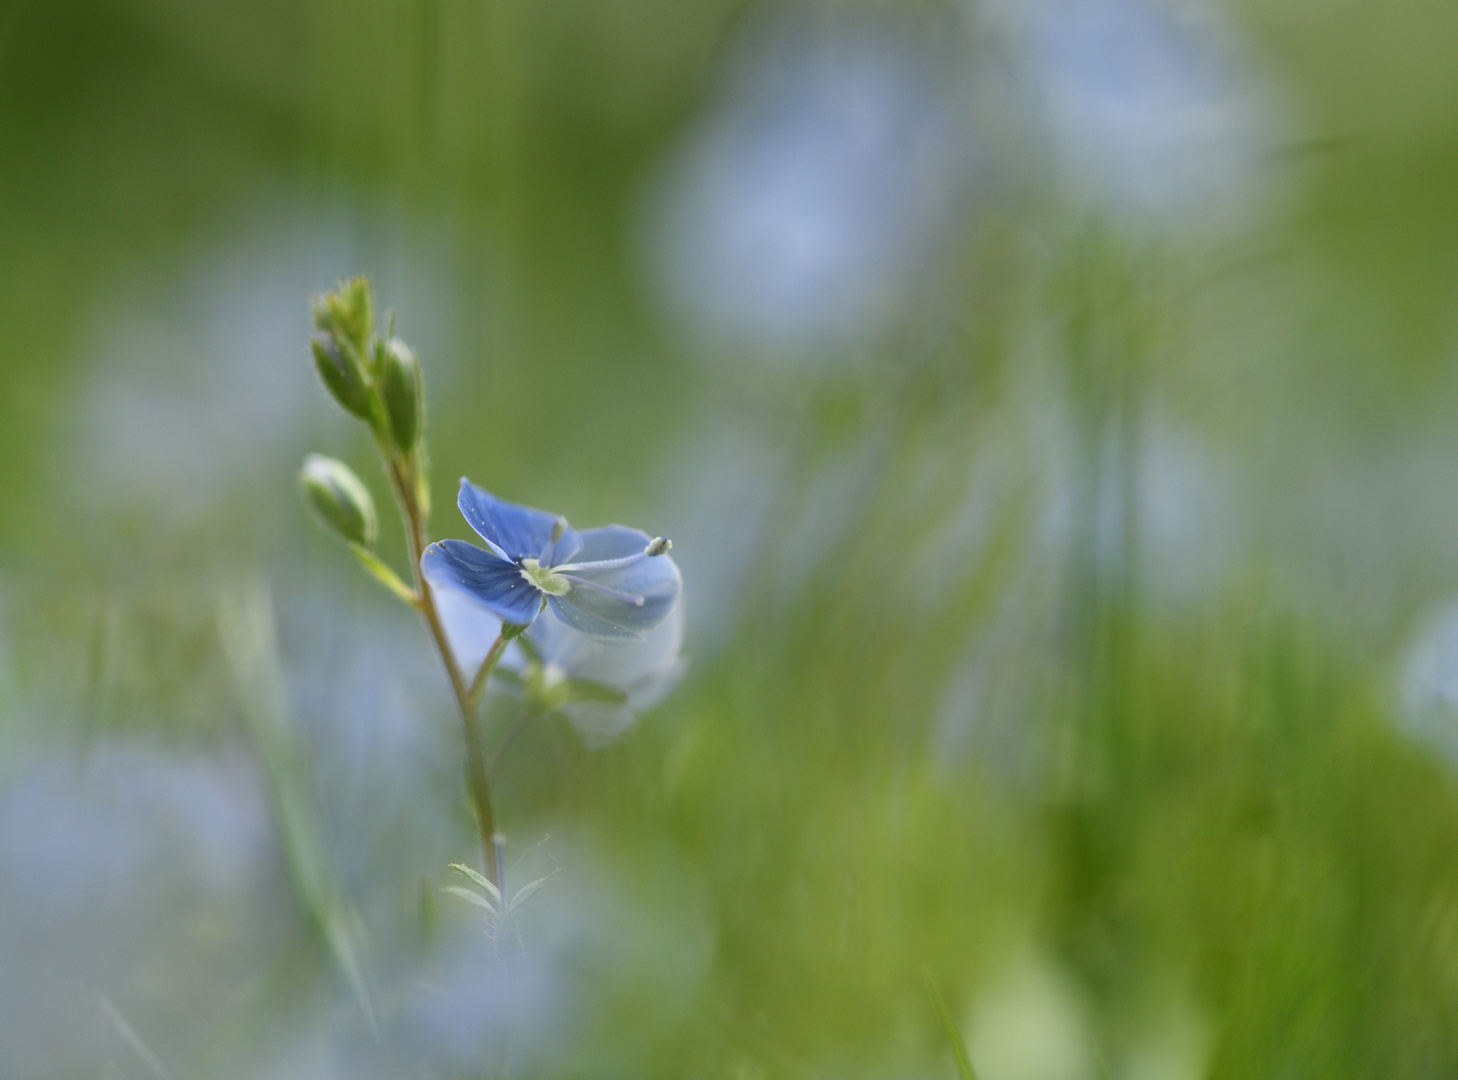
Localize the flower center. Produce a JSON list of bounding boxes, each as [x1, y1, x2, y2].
[[519, 557, 571, 596]]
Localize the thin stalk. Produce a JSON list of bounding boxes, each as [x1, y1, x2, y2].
[[385, 453, 504, 889], [468, 633, 512, 710], [488, 704, 538, 779]]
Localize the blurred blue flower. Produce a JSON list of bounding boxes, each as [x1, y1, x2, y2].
[[501, 601, 686, 746], [422, 480, 680, 639], [1018, 0, 1279, 228], [644, 8, 969, 354]]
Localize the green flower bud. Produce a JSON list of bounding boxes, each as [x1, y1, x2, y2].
[[311, 276, 374, 353], [311, 332, 374, 419], [299, 454, 378, 549], [378, 337, 423, 454]]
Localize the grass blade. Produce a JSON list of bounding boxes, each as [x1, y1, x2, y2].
[[922, 966, 978, 1080], [218, 581, 377, 1036]]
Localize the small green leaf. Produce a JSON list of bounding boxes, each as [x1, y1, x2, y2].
[[448, 862, 502, 906], [442, 885, 499, 915], [922, 966, 978, 1080], [506, 869, 562, 914], [351, 545, 418, 605]]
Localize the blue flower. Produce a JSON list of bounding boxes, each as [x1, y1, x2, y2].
[[422, 480, 681, 639]]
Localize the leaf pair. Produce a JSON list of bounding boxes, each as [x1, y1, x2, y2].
[[445, 861, 561, 919]]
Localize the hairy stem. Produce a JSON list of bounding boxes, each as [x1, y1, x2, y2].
[[387, 455, 504, 888]]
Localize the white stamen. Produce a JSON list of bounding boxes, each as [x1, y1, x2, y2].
[[558, 574, 645, 606], [554, 551, 647, 574]]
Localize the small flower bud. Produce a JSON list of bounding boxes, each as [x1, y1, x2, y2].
[[299, 454, 378, 549], [312, 276, 374, 353], [312, 332, 374, 419], [645, 537, 672, 556], [378, 337, 423, 453]]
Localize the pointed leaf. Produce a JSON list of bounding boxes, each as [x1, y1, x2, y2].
[[442, 885, 499, 915], [448, 862, 502, 905], [505, 869, 562, 914]]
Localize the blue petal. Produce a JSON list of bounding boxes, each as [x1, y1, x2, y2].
[[456, 479, 579, 562], [421, 539, 543, 626], [545, 594, 642, 640], [547, 525, 682, 640], [568, 525, 654, 563]]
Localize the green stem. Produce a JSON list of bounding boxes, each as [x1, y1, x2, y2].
[[386, 453, 503, 889], [488, 704, 538, 779], [468, 632, 512, 710]]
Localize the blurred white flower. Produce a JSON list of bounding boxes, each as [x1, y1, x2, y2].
[[644, 9, 970, 354]]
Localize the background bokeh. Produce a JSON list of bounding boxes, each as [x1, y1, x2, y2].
[[4, 0, 1458, 1076]]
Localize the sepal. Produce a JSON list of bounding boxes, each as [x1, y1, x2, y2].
[[378, 337, 423, 454]]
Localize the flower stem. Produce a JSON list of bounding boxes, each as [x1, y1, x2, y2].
[[468, 632, 512, 710], [386, 454, 503, 889], [488, 704, 538, 779]]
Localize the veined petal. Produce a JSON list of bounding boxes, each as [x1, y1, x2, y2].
[[546, 526, 682, 639], [422, 539, 543, 626], [456, 479, 579, 562], [545, 594, 642, 640], [568, 524, 657, 563]]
